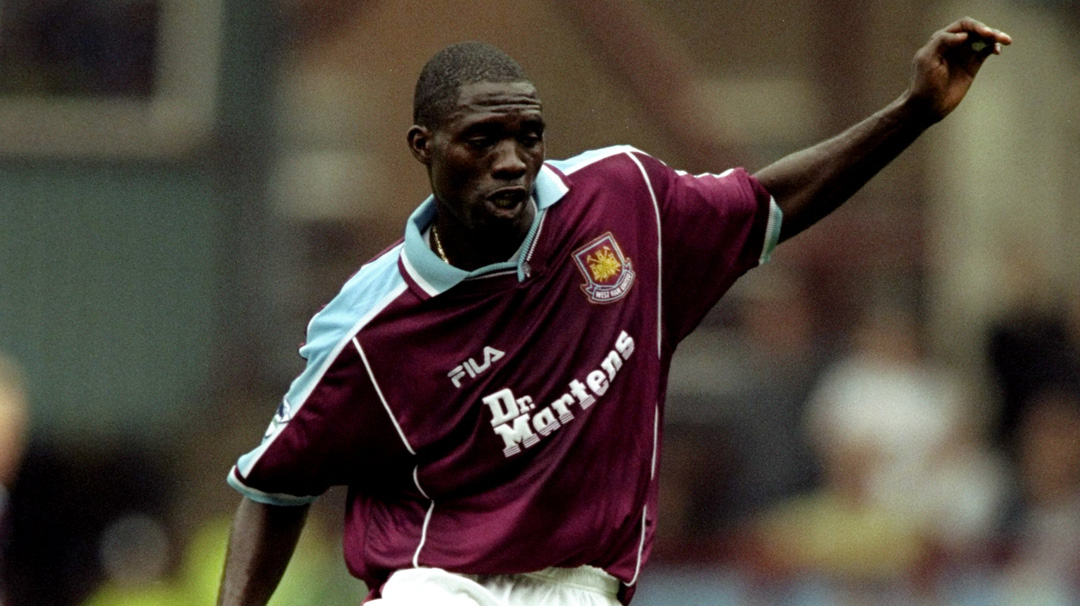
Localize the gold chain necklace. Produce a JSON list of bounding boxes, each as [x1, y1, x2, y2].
[[431, 224, 451, 264]]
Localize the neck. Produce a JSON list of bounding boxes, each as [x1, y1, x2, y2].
[[431, 204, 535, 271]]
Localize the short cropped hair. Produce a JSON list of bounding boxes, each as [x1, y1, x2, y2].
[[413, 41, 530, 129]]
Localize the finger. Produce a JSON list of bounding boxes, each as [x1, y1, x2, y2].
[[927, 32, 993, 76], [945, 17, 1013, 46], [944, 16, 991, 35], [964, 32, 1010, 56], [937, 29, 1006, 60], [966, 32, 998, 55], [936, 31, 972, 49], [981, 28, 1013, 48], [991, 30, 1013, 45]]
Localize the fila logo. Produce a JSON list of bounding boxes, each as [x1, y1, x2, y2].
[[449, 346, 505, 388]]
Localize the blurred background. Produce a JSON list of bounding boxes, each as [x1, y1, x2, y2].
[[1, 0, 1078, 604]]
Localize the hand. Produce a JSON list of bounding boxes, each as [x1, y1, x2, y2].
[[905, 17, 1012, 124]]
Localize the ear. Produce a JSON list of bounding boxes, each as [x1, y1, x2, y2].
[[407, 125, 433, 165]]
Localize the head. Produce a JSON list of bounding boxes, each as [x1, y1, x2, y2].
[[408, 42, 545, 248], [1017, 385, 1080, 506]]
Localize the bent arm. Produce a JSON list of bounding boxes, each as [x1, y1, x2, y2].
[[754, 17, 1011, 242], [217, 497, 311, 606]]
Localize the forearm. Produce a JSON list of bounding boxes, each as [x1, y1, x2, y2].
[[218, 497, 310, 606], [754, 92, 933, 242]]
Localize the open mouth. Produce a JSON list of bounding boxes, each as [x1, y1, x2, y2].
[[486, 187, 530, 213]]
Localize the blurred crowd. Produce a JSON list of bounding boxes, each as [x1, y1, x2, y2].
[[1, 274, 1078, 606], [646, 267, 1080, 605]]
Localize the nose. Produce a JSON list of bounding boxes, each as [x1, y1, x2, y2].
[[491, 139, 527, 179]]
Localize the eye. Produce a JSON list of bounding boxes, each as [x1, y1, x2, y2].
[[520, 129, 544, 148], [466, 136, 493, 150], [521, 133, 542, 147]]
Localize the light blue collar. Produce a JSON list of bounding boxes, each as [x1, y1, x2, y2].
[[400, 163, 568, 296]]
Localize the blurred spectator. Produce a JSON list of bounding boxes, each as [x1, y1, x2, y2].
[[79, 508, 363, 606], [0, 355, 29, 606], [996, 385, 1080, 604], [727, 267, 827, 512], [659, 267, 827, 559], [987, 295, 1080, 460], [745, 306, 1008, 586], [4, 445, 175, 606], [81, 513, 183, 606], [982, 287, 1080, 604]]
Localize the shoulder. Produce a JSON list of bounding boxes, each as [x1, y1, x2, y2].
[[546, 146, 675, 205], [299, 243, 407, 360], [548, 145, 661, 176]]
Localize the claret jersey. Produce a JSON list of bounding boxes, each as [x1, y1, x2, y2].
[[228, 145, 781, 602]]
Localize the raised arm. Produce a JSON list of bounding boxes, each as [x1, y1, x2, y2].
[[754, 17, 1011, 242], [217, 497, 310, 606]]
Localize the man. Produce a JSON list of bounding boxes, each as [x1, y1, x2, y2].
[[218, 18, 1010, 606]]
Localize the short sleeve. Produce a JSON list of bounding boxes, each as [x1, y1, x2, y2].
[[228, 315, 413, 506], [634, 154, 781, 343]]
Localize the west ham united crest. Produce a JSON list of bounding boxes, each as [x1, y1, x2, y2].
[[573, 232, 635, 304]]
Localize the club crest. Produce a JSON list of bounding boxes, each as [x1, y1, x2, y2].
[[573, 232, 635, 304]]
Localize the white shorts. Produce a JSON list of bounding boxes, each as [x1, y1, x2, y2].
[[367, 565, 622, 606]]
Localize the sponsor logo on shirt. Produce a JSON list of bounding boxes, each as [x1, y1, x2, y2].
[[449, 346, 505, 388], [573, 232, 635, 304], [481, 330, 635, 457]]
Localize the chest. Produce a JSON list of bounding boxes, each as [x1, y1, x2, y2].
[[358, 201, 662, 494]]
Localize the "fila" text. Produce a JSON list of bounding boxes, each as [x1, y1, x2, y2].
[[449, 346, 505, 388]]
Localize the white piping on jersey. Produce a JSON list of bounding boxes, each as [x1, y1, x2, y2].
[[552, 144, 643, 175], [412, 466, 434, 567], [626, 504, 649, 586], [674, 168, 736, 179], [400, 248, 439, 298], [623, 149, 664, 588], [353, 337, 416, 456], [759, 197, 782, 265], [650, 404, 659, 480], [464, 269, 518, 281], [237, 252, 407, 480], [624, 152, 664, 361], [354, 333, 435, 566], [524, 207, 548, 263]]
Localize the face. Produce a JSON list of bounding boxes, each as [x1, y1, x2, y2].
[[409, 81, 545, 243]]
